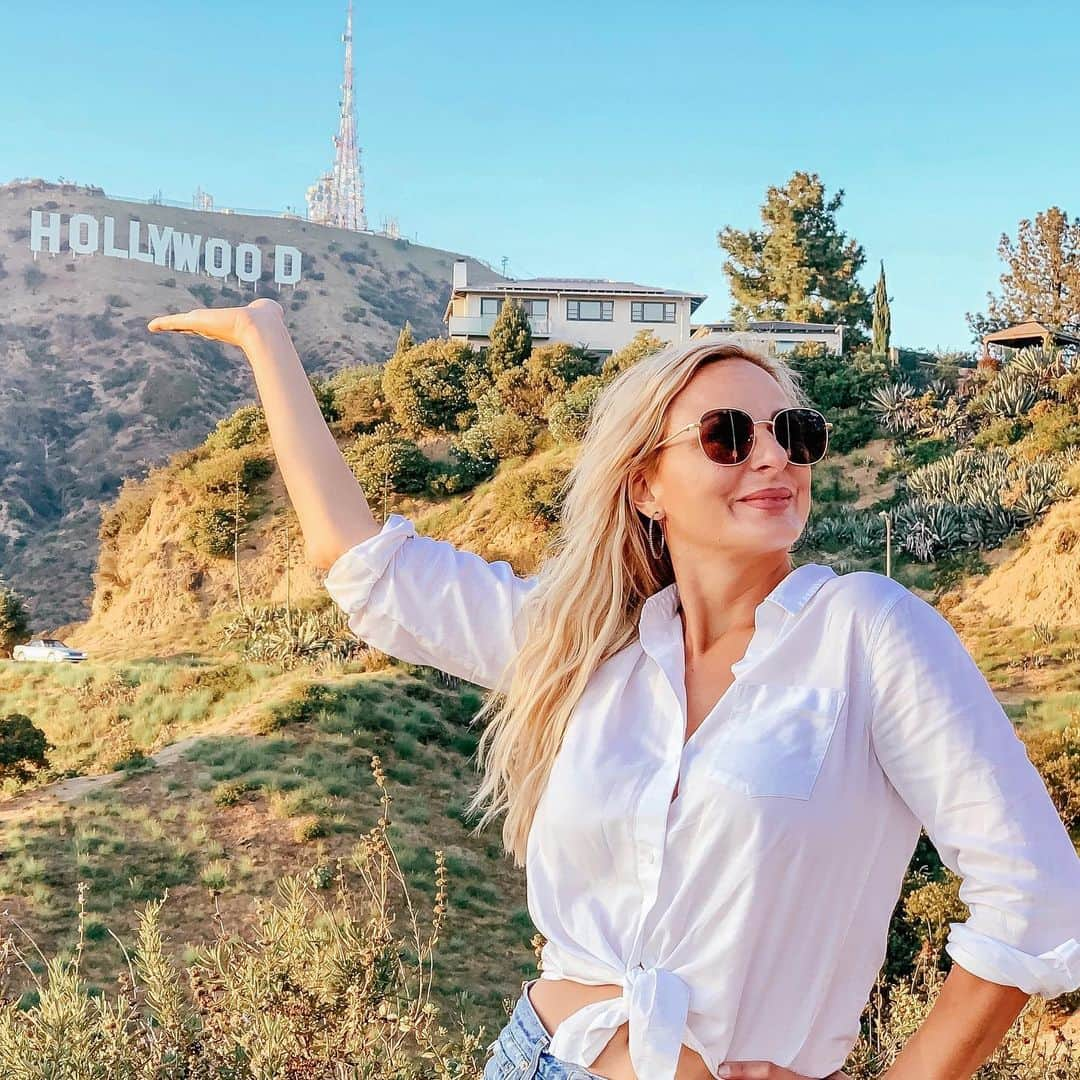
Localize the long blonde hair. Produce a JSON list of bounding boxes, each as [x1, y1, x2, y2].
[[464, 336, 814, 866]]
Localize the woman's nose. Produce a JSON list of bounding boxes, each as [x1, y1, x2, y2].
[[748, 421, 789, 465]]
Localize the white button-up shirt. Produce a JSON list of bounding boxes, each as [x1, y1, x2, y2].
[[324, 513, 1080, 1080]]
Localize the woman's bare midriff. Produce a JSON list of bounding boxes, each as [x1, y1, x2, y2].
[[527, 978, 714, 1080]]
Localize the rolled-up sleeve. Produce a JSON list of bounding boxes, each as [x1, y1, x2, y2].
[[867, 588, 1080, 998], [322, 513, 539, 690]]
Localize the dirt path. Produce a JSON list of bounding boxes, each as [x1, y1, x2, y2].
[[0, 681, 305, 825]]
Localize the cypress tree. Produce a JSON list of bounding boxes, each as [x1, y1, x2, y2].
[[872, 261, 891, 356], [394, 320, 415, 358]]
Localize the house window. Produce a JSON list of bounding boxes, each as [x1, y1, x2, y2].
[[480, 297, 503, 316], [521, 298, 548, 317], [567, 299, 613, 321], [631, 301, 676, 323]]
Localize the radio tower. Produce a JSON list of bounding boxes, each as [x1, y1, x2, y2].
[[306, 1, 367, 231]]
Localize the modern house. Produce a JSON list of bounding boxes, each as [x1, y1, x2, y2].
[[444, 259, 706, 358], [691, 320, 844, 356]]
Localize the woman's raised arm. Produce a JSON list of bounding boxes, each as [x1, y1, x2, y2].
[[148, 298, 376, 570]]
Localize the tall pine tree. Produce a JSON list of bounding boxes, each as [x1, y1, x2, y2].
[[872, 261, 891, 356], [717, 171, 872, 341], [487, 298, 533, 377]]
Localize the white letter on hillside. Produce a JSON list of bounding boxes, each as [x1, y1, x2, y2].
[[30, 211, 62, 254], [204, 237, 232, 279], [172, 232, 202, 273], [148, 223, 174, 266], [102, 216, 128, 259], [128, 220, 153, 263], [235, 242, 261, 283], [68, 213, 100, 255], [274, 245, 302, 285]]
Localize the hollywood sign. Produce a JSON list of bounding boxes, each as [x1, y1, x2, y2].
[[27, 210, 303, 285]]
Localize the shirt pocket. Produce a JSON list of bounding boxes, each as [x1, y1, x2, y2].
[[706, 681, 847, 800]]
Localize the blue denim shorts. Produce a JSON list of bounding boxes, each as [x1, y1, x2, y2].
[[482, 977, 606, 1080]]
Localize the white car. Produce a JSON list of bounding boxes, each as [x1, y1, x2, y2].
[[12, 638, 87, 663]]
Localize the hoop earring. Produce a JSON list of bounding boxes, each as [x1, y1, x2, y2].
[[648, 512, 666, 559]]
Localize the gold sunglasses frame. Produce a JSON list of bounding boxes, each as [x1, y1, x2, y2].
[[653, 407, 833, 466]]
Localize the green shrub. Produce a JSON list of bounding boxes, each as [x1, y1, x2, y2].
[[187, 282, 217, 306], [177, 445, 272, 557], [1020, 723, 1080, 832], [464, 389, 540, 461], [343, 430, 431, 496], [382, 338, 476, 438], [207, 404, 269, 451], [0, 585, 31, 659], [971, 416, 1031, 449], [491, 462, 570, 526], [426, 441, 498, 495], [0, 713, 52, 782], [600, 329, 665, 378], [546, 374, 605, 444], [212, 779, 255, 807], [327, 364, 393, 436], [140, 368, 201, 429], [824, 406, 879, 455], [1012, 401, 1080, 458], [98, 475, 159, 545], [256, 683, 338, 735], [293, 814, 328, 842], [23, 265, 45, 293]]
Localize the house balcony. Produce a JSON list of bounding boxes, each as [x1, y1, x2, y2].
[[448, 314, 551, 338]]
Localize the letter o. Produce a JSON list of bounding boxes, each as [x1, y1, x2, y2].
[[205, 237, 232, 278], [68, 214, 100, 255], [235, 242, 262, 283]]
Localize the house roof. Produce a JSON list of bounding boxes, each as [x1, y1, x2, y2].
[[982, 320, 1080, 349], [693, 320, 845, 334], [454, 277, 706, 301], [445, 277, 708, 322]]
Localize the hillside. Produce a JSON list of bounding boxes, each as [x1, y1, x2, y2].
[[0, 178, 501, 628], [3, 268, 1080, 1068], [0, 425, 568, 1038], [945, 494, 1080, 628]]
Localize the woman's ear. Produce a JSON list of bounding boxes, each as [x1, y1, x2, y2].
[[629, 467, 659, 520]]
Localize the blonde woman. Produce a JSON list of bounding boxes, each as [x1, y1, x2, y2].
[[149, 298, 1080, 1080]]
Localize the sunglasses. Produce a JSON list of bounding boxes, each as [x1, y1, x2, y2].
[[654, 407, 832, 466]]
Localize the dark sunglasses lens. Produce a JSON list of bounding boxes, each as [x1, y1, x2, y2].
[[776, 408, 828, 464], [699, 410, 755, 465], [700, 408, 827, 465]]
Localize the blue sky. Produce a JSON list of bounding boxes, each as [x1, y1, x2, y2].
[[5, 0, 1076, 352]]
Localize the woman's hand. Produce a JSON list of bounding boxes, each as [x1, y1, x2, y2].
[[147, 297, 285, 353], [717, 1063, 853, 1079]]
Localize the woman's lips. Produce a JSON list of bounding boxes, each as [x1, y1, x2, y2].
[[740, 493, 793, 509]]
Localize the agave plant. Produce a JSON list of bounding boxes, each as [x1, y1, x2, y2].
[[868, 381, 919, 434], [927, 378, 953, 401], [972, 368, 1040, 419], [221, 603, 367, 669], [890, 500, 969, 561], [1007, 343, 1069, 391]]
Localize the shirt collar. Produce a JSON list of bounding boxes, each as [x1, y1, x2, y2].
[[639, 561, 837, 635]]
